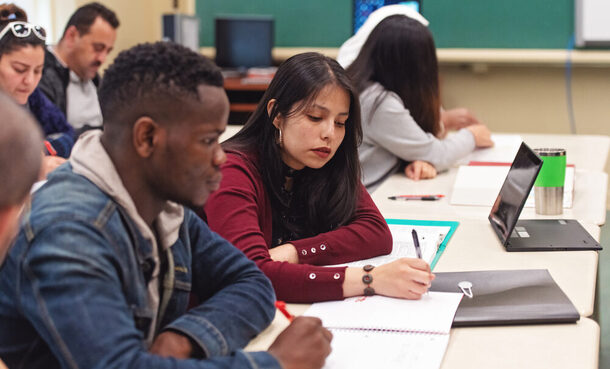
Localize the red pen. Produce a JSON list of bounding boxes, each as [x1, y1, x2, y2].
[[44, 141, 57, 156], [275, 301, 294, 322]]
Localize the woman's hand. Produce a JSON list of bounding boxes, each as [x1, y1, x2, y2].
[[441, 108, 480, 131], [343, 258, 434, 300], [269, 243, 299, 263], [466, 124, 494, 148], [405, 161, 437, 180]]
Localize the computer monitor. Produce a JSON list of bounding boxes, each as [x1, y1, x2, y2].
[[353, 0, 421, 33], [162, 14, 200, 52], [215, 15, 274, 69]]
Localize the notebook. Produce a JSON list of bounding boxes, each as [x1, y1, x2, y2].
[[488, 142, 601, 251], [430, 269, 580, 326], [329, 219, 458, 269], [304, 293, 463, 369]]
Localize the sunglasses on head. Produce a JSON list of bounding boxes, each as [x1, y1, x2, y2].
[[0, 21, 46, 42]]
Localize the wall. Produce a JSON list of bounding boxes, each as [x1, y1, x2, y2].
[[439, 63, 610, 208], [74, 0, 195, 72]]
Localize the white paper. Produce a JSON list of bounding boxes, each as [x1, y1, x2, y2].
[[323, 329, 449, 369], [450, 165, 574, 208], [329, 224, 451, 268], [306, 293, 462, 369], [304, 292, 462, 334], [460, 134, 523, 163]]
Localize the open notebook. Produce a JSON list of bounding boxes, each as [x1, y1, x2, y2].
[[304, 293, 463, 369]]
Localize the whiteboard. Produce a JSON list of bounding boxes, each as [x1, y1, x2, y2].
[[575, 0, 610, 47]]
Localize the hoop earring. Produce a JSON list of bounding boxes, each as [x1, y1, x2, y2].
[[277, 128, 283, 146]]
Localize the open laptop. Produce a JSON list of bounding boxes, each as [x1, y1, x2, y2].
[[488, 142, 601, 251]]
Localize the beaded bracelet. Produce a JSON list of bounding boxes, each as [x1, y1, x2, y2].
[[362, 264, 375, 296]]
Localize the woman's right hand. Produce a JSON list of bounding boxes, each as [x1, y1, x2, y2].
[[466, 124, 494, 148], [371, 258, 435, 299], [344, 258, 434, 300]]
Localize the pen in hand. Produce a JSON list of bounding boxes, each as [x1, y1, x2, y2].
[[44, 141, 57, 156], [411, 229, 422, 259], [275, 301, 294, 322]]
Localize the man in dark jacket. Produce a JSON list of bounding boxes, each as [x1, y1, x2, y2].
[[39, 2, 119, 134]]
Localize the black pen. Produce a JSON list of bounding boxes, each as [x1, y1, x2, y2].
[[388, 195, 444, 201], [411, 229, 422, 259]]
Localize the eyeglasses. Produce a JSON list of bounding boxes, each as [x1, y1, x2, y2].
[[0, 21, 46, 42]]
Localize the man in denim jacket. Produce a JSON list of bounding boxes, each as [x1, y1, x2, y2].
[[0, 42, 331, 369]]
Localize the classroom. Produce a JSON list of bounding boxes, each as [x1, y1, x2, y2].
[[0, 0, 609, 368]]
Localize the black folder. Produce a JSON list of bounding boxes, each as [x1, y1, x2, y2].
[[429, 269, 580, 327]]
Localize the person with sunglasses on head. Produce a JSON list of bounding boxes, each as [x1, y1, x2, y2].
[[0, 4, 74, 178], [39, 2, 119, 135]]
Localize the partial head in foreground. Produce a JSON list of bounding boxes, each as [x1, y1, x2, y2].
[[0, 90, 42, 261]]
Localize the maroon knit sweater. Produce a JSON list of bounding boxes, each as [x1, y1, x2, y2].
[[204, 151, 392, 303]]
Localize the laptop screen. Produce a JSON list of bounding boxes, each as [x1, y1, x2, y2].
[[488, 142, 543, 244]]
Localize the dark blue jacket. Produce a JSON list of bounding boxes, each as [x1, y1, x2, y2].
[[27, 88, 75, 158]]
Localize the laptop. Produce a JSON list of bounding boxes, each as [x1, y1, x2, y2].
[[488, 142, 601, 251]]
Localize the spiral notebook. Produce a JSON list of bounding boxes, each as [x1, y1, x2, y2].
[[304, 292, 463, 369]]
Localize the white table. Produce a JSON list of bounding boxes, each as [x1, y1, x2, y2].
[[246, 306, 599, 369], [233, 130, 605, 368], [372, 169, 608, 226]]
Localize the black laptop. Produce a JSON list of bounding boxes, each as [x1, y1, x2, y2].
[[488, 142, 601, 251]]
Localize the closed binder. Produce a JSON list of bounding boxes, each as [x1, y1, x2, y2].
[[430, 269, 580, 326]]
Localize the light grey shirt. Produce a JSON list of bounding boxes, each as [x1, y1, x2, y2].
[[359, 83, 476, 191], [66, 70, 103, 130]]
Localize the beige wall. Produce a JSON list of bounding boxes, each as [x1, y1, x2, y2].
[[74, 0, 195, 71], [439, 64, 610, 208]]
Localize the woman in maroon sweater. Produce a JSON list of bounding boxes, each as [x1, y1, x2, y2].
[[204, 52, 434, 303]]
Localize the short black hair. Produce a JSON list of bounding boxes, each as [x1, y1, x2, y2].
[[99, 41, 224, 128], [62, 2, 119, 38]]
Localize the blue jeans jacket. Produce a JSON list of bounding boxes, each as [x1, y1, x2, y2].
[[0, 164, 281, 369]]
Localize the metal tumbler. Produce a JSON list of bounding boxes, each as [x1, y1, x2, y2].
[[533, 148, 566, 215]]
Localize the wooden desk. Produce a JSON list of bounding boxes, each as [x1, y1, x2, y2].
[[223, 77, 270, 122]]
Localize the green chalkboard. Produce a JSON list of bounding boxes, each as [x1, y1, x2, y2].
[[196, 0, 352, 47], [196, 0, 575, 49], [425, 0, 574, 49]]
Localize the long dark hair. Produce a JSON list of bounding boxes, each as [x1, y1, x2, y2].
[[347, 15, 441, 136], [0, 4, 45, 58], [224, 52, 363, 235]]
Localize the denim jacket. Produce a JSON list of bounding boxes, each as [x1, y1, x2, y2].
[[0, 163, 281, 369]]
